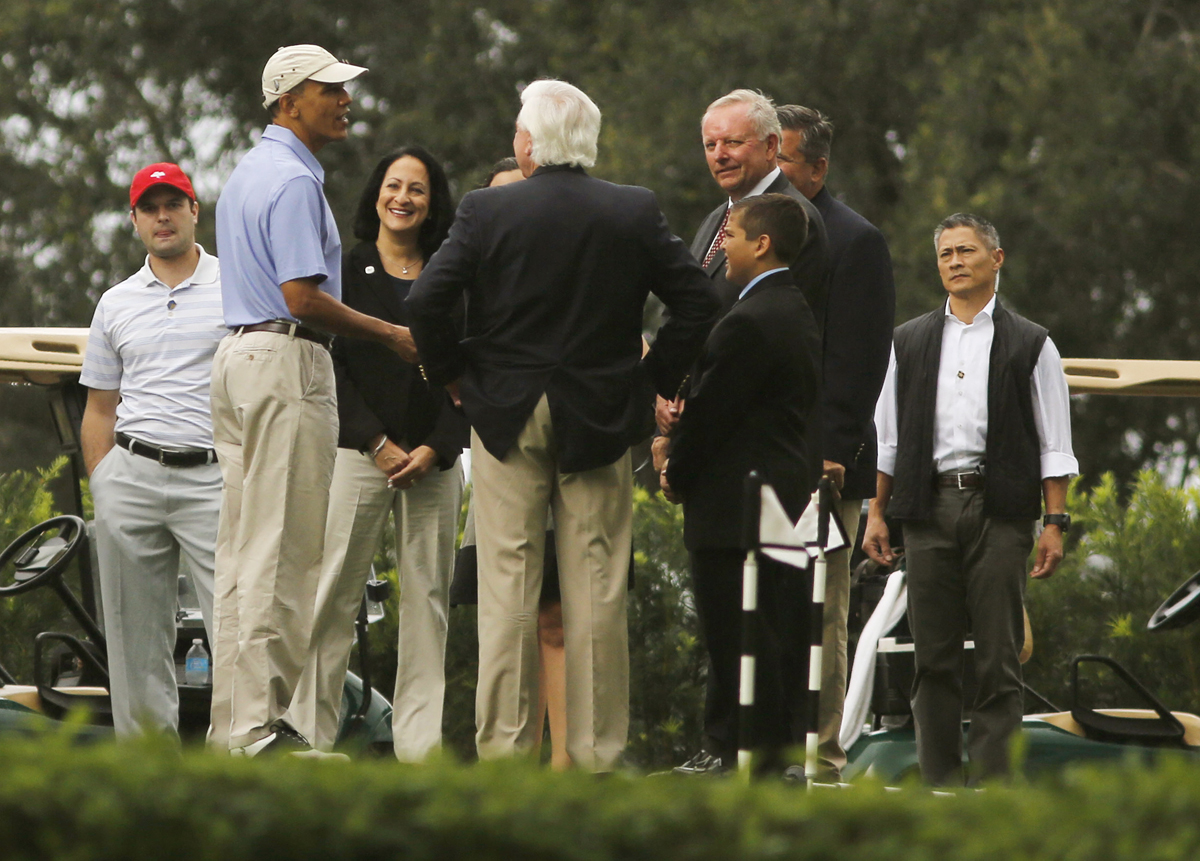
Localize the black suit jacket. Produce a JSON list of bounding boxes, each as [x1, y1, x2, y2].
[[406, 164, 719, 473], [333, 242, 467, 468], [689, 170, 831, 328], [811, 186, 896, 500], [666, 270, 822, 550]]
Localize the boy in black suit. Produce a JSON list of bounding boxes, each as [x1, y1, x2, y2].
[[662, 194, 822, 774]]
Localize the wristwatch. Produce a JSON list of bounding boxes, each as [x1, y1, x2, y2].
[[1042, 513, 1071, 532]]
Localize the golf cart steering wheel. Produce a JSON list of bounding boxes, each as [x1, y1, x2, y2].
[[1148, 569, 1200, 632], [0, 515, 87, 597]]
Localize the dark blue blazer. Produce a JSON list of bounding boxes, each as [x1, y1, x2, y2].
[[666, 270, 822, 550], [811, 186, 896, 500]]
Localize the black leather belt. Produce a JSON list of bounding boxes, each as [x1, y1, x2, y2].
[[116, 432, 217, 467], [936, 471, 984, 490], [233, 320, 333, 349]]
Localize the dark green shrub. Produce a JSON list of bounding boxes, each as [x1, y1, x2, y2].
[[1, 735, 1200, 860]]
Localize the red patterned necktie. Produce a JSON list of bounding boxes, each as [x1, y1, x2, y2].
[[702, 206, 731, 268]]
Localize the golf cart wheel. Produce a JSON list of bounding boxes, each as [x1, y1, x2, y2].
[[1148, 569, 1200, 632], [0, 515, 87, 597]]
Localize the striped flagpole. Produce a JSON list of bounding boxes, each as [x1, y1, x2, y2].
[[805, 477, 832, 788], [736, 471, 762, 780]]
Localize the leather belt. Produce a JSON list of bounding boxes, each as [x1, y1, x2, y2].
[[116, 432, 217, 468], [936, 471, 984, 490], [233, 320, 333, 349]]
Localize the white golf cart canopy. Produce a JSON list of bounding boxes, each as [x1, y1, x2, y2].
[[0, 328, 87, 386], [2, 326, 1200, 397]]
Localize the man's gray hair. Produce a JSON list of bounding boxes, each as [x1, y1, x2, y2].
[[517, 79, 601, 169], [702, 89, 781, 143], [934, 212, 1001, 252], [776, 105, 833, 163]]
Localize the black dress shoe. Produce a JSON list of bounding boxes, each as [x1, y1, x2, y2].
[[672, 750, 728, 776], [232, 720, 312, 757]]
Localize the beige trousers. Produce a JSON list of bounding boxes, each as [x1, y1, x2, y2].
[[287, 447, 462, 755], [471, 395, 631, 772], [816, 497, 862, 778], [208, 330, 338, 749]]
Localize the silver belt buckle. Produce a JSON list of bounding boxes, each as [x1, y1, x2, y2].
[[158, 447, 169, 466]]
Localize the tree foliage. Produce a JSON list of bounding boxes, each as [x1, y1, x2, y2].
[[1025, 470, 1200, 715], [2, 0, 1198, 483]]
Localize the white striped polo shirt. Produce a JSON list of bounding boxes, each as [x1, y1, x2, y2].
[[80, 245, 227, 450]]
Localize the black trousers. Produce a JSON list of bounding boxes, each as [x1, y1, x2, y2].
[[903, 486, 1034, 785], [689, 548, 810, 766]]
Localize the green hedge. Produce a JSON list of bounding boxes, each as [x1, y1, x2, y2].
[[2, 735, 1200, 860]]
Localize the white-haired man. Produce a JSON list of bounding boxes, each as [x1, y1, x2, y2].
[[211, 44, 413, 755], [407, 79, 718, 771]]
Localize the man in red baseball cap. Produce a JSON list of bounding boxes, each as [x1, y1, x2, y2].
[[79, 162, 226, 738]]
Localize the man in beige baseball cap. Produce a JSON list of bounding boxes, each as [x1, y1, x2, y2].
[[261, 44, 367, 109], [210, 44, 417, 756]]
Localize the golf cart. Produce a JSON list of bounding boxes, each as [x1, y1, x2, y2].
[[0, 328, 394, 752], [842, 358, 1200, 782]]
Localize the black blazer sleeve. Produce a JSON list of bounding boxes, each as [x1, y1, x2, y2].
[[639, 196, 720, 397], [666, 311, 769, 494], [407, 195, 480, 386], [821, 224, 895, 472], [820, 220, 897, 498], [333, 336, 386, 452]]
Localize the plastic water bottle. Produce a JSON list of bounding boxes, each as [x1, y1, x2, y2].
[[185, 639, 210, 686]]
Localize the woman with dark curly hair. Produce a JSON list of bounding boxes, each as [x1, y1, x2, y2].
[[289, 146, 467, 759]]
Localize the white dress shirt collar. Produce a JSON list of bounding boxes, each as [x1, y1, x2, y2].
[[730, 166, 782, 206], [944, 292, 997, 324]]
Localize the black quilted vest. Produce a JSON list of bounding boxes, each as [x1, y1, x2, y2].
[[889, 299, 1047, 521]]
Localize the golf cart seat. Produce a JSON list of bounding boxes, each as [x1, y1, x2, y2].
[[1058, 655, 1189, 747], [0, 684, 113, 716], [1032, 709, 1200, 747]]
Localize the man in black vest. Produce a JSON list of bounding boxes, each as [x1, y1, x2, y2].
[[777, 104, 896, 780], [862, 213, 1077, 785]]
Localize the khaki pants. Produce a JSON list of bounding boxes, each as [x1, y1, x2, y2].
[[208, 330, 338, 749], [471, 395, 631, 772], [816, 498, 862, 779], [287, 448, 462, 755]]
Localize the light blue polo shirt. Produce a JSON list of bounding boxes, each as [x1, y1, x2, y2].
[[215, 125, 342, 327]]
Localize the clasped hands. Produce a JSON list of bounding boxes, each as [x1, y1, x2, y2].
[[372, 437, 437, 489], [654, 396, 683, 503]]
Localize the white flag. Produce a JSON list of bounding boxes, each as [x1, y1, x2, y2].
[[758, 483, 850, 570]]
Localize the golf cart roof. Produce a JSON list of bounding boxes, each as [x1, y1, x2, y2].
[[1061, 359, 1200, 397], [0, 328, 87, 385], [2, 327, 1200, 397]]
